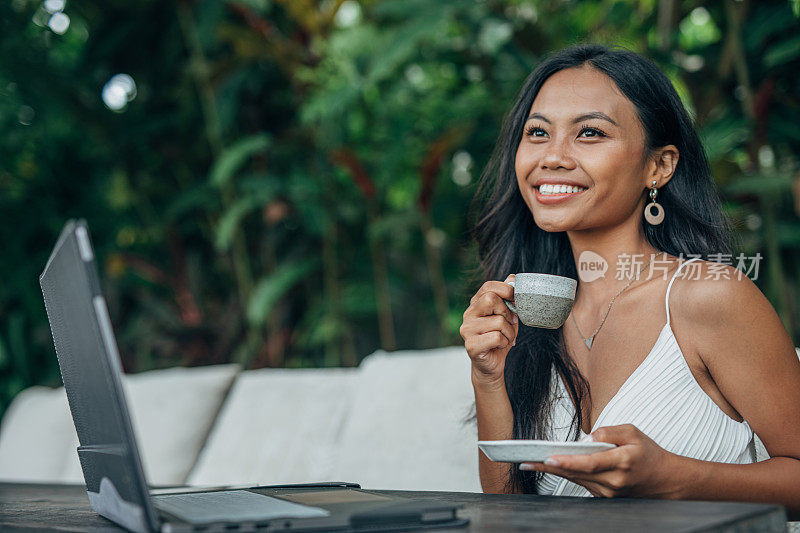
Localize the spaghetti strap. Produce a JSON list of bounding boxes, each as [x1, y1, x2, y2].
[[665, 257, 703, 326]]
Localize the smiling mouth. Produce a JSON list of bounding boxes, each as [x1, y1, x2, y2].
[[535, 183, 589, 195]]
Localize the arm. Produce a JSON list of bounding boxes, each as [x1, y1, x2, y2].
[[669, 454, 800, 521], [459, 275, 520, 494], [672, 263, 800, 519], [472, 370, 517, 494]]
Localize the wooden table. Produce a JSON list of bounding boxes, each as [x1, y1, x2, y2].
[[0, 482, 788, 532]]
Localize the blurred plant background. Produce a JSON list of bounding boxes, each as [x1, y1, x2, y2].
[[2, 0, 800, 418]]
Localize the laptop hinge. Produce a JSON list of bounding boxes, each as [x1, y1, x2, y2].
[[87, 477, 152, 533]]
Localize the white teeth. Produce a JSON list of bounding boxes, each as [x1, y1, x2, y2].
[[538, 183, 587, 195]]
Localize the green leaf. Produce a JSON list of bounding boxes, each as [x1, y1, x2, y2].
[[341, 282, 377, 317], [215, 199, 259, 252], [366, 4, 454, 86], [665, 70, 696, 121], [744, 5, 799, 49], [209, 134, 271, 187], [305, 314, 343, 347], [723, 173, 795, 196], [763, 33, 800, 68], [165, 184, 217, 220], [699, 114, 750, 162], [214, 184, 278, 251], [247, 257, 321, 326], [677, 7, 722, 51]]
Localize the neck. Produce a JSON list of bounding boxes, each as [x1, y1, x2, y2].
[[566, 219, 663, 311]]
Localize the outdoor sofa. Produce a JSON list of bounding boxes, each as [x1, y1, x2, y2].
[[1, 344, 797, 531]]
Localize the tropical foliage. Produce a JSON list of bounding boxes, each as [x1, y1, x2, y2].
[[2, 0, 799, 418]]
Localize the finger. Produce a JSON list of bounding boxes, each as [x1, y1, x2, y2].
[[469, 274, 516, 318], [471, 276, 515, 308], [521, 462, 601, 485], [512, 309, 519, 338], [545, 448, 625, 474], [520, 463, 619, 497], [544, 472, 609, 498], [591, 424, 641, 446], [572, 479, 611, 498], [467, 331, 512, 355], [471, 315, 516, 346], [521, 462, 613, 486], [474, 291, 516, 326]]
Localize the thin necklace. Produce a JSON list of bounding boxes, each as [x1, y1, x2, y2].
[[571, 253, 660, 350]]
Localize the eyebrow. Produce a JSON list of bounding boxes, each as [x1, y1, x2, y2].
[[526, 111, 619, 127]]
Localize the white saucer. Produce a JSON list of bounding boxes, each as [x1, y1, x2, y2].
[[478, 439, 616, 463]]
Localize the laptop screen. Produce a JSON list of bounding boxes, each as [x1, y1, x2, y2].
[[39, 220, 161, 533]]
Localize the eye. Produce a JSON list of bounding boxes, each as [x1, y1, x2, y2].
[[523, 123, 546, 137], [579, 123, 607, 138]]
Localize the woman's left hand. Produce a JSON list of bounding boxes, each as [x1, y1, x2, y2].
[[519, 424, 683, 499]]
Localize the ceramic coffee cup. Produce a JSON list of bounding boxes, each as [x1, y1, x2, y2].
[[502, 273, 577, 329]]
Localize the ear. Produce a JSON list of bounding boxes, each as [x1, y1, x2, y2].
[[645, 145, 679, 188]]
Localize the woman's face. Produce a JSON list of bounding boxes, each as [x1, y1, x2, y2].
[[515, 65, 654, 232]]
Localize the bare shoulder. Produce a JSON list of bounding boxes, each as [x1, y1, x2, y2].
[[670, 259, 769, 330], [669, 258, 796, 371]]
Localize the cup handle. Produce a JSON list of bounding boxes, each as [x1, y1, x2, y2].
[[503, 280, 517, 314]]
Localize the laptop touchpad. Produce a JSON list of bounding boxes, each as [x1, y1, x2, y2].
[[275, 489, 394, 506]]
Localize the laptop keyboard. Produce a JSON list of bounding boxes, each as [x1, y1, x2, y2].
[[152, 490, 331, 525]]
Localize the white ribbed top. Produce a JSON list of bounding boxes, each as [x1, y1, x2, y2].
[[539, 257, 756, 496]]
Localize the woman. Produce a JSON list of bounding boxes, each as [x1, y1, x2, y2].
[[459, 43, 800, 517]]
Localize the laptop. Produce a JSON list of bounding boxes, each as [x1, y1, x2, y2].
[[39, 219, 469, 533]]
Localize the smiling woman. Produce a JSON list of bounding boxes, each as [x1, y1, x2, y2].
[[460, 42, 800, 519]]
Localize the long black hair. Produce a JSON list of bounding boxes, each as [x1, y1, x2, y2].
[[463, 42, 737, 494]]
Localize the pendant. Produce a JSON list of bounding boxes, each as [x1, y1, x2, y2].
[[584, 337, 593, 349]]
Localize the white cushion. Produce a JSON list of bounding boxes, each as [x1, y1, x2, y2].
[[0, 386, 76, 482], [186, 367, 357, 487], [332, 346, 481, 492], [58, 364, 241, 485]]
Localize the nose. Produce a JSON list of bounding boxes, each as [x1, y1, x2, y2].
[[540, 136, 577, 171]]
